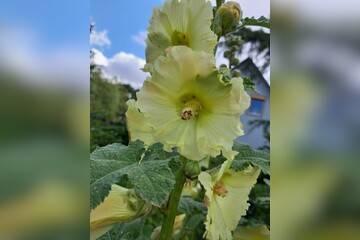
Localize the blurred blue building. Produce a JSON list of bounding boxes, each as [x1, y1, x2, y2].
[[235, 58, 270, 150]]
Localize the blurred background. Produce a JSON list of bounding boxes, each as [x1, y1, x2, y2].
[[0, 0, 89, 239], [271, 0, 360, 239]]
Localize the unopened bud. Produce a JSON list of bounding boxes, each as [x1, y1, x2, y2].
[[90, 185, 151, 239], [230, 57, 240, 66], [232, 69, 241, 77], [212, 1, 242, 36], [224, 50, 231, 58], [184, 161, 201, 178]]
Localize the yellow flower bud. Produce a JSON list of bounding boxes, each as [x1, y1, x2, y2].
[[90, 185, 151, 240], [213, 1, 242, 36]]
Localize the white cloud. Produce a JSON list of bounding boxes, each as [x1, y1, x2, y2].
[[92, 48, 148, 89], [131, 31, 147, 47], [0, 25, 89, 91], [91, 48, 109, 66], [90, 29, 111, 47]]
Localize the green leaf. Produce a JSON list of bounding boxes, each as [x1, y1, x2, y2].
[[241, 16, 270, 29], [177, 197, 206, 239], [218, 66, 232, 84], [90, 140, 177, 209], [97, 218, 148, 240], [242, 76, 256, 92], [178, 197, 206, 215], [231, 142, 270, 175]]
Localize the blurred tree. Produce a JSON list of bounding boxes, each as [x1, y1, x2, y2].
[[219, 27, 270, 72], [90, 46, 136, 151]]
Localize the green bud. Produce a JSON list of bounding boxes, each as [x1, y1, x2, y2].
[[219, 64, 228, 69], [127, 189, 152, 216], [230, 45, 240, 52], [184, 161, 201, 178], [232, 69, 241, 77], [224, 39, 232, 47], [224, 50, 231, 58], [212, 1, 242, 36], [230, 57, 240, 66]]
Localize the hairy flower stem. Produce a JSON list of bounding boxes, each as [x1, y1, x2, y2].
[[213, 35, 221, 56], [158, 157, 188, 240], [213, 0, 224, 56]]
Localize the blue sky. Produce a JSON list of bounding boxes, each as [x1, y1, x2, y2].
[[0, 0, 89, 89], [0, 0, 89, 51], [91, 0, 163, 58]]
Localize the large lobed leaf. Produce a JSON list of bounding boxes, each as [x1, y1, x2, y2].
[[178, 197, 206, 215], [241, 16, 270, 29], [231, 142, 270, 175], [90, 140, 177, 209], [97, 218, 150, 240]]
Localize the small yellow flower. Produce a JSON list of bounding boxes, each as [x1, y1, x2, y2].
[[90, 185, 151, 240], [127, 46, 250, 160], [145, 0, 217, 72], [199, 161, 260, 240]]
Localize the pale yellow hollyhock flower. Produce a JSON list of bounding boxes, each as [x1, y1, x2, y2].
[[130, 46, 250, 161], [90, 185, 151, 240], [144, 0, 217, 72], [126, 99, 154, 146], [198, 161, 260, 240]]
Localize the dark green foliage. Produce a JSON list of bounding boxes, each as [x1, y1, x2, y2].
[[231, 141, 270, 175], [219, 22, 270, 72], [90, 140, 178, 209], [242, 182, 270, 227], [234, 27, 270, 72], [97, 218, 151, 240], [177, 197, 207, 240], [90, 70, 136, 152], [241, 16, 270, 29]]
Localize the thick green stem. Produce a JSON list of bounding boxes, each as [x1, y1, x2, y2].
[[158, 157, 188, 240]]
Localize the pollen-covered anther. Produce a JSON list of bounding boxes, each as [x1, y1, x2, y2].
[[181, 99, 202, 120], [213, 181, 228, 197], [204, 195, 210, 207], [181, 108, 193, 120]]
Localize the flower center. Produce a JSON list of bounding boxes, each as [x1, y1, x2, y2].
[[213, 181, 228, 197], [171, 30, 189, 46], [181, 99, 202, 120]]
